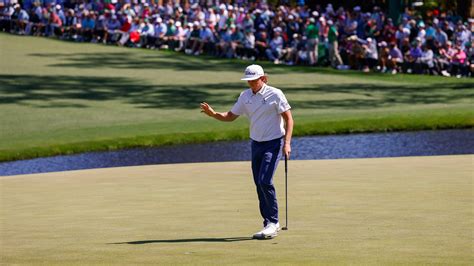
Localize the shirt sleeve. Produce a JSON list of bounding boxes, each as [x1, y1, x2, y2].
[[277, 90, 291, 114], [230, 91, 245, 116]]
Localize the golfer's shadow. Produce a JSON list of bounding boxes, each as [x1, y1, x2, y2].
[[110, 237, 254, 244]]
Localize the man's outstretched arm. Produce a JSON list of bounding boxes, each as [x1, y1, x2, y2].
[[200, 102, 239, 122]]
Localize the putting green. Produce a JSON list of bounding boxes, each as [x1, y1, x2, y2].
[[1, 155, 472, 265]]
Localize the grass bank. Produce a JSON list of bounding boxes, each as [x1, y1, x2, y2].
[[0, 33, 473, 161]]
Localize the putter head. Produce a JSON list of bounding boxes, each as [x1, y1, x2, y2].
[[281, 227, 288, 230]]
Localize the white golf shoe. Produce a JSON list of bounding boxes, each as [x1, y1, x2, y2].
[[275, 222, 281, 231], [252, 223, 278, 239]]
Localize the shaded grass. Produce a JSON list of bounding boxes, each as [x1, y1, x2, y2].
[[0, 33, 473, 162]]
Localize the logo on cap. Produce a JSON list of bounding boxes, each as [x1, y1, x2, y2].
[[241, 64, 264, 80]]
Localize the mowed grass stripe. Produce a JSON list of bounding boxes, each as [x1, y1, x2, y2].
[[1, 33, 473, 161]]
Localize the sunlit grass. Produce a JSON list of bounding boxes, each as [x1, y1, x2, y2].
[[0, 33, 473, 161]]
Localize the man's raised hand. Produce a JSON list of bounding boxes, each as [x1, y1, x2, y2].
[[200, 102, 216, 117]]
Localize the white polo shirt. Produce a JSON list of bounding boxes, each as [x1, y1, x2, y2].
[[231, 84, 291, 142]]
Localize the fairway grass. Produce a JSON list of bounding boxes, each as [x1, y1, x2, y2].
[[1, 33, 473, 161], [1, 155, 472, 265]]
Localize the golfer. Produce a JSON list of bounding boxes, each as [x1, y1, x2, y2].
[[200, 64, 293, 239]]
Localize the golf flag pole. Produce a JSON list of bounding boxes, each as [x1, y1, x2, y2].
[[282, 155, 288, 230]]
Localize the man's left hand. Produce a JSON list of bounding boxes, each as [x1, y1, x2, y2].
[[283, 143, 291, 159]]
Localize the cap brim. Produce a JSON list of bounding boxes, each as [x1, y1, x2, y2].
[[240, 75, 264, 81]]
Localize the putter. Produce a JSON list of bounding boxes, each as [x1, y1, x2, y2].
[[282, 155, 288, 230]]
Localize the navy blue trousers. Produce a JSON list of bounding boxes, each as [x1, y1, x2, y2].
[[251, 137, 283, 226]]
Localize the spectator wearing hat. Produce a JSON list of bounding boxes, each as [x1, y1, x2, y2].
[[0, 1, 14, 32], [161, 19, 177, 48], [346, 35, 364, 70], [454, 23, 470, 46], [167, 20, 185, 51], [128, 17, 142, 46], [343, 10, 358, 37], [241, 28, 256, 60], [176, 22, 192, 52], [207, 8, 217, 30], [282, 33, 305, 65], [9, 4, 19, 32], [37, 8, 49, 36], [215, 25, 232, 57], [434, 26, 448, 47], [235, 7, 245, 28], [56, 5, 65, 24], [184, 21, 201, 54], [266, 27, 284, 64], [436, 41, 455, 76], [417, 22, 426, 44], [441, 20, 454, 40], [138, 17, 154, 48], [103, 14, 121, 44], [450, 43, 467, 77], [192, 21, 215, 55], [80, 11, 95, 41], [151, 16, 167, 48], [361, 37, 378, 71], [61, 9, 76, 40], [407, 19, 419, 43], [296, 5, 309, 21], [318, 16, 329, 43], [381, 17, 396, 44], [194, 5, 206, 25], [424, 21, 436, 48], [217, 4, 228, 31], [44, 7, 62, 37], [305, 17, 319, 65], [420, 44, 435, 74], [228, 24, 244, 58], [395, 24, 410, 47], [377, 41, 390, 72], [32, 2, 47, 36], [253, 9, 267, 32], [226, 5, 236, 29], [254, 25, 268, 60], [117, 15, 132, 46], [327, 19, 343, 68], [387, 42, 403, 74], [403, 37, 423, 74], [242, 12, 254, 33], [286, 14, 299, 43], [466, 41, 474, 77], [13, 4, 28, 34], [94, 14, 107, 43], [364, 19, 379, 40]]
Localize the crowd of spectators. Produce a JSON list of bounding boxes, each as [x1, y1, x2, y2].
[[1, 0, 473, 77]]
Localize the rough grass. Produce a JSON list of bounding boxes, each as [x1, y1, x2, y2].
[[0, 33, 473, 161], [1, 155, 472, 264]]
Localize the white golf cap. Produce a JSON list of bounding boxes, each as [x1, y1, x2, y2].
[[241, 64, 265, 81]]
